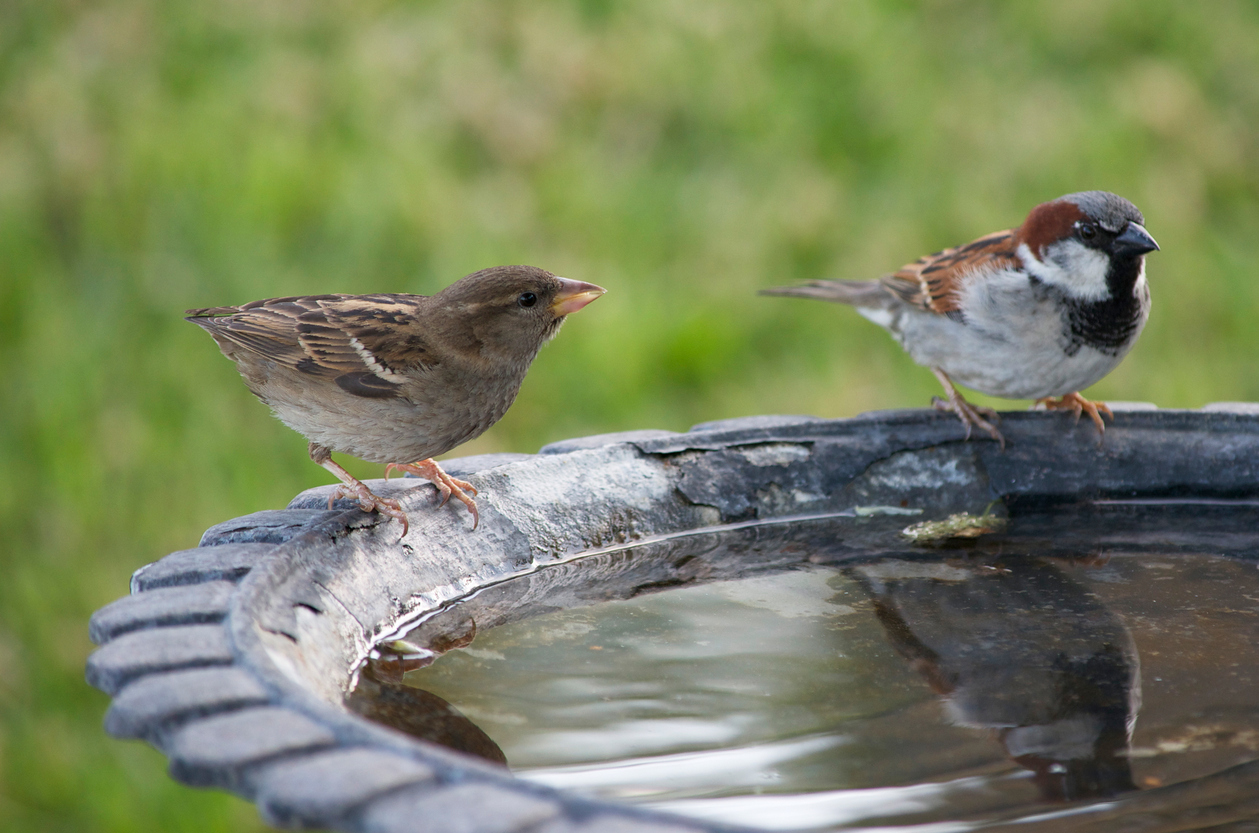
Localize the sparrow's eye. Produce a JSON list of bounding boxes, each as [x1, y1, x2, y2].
[[517, 292, 538, 308], [1078, 222, 1098, 241]]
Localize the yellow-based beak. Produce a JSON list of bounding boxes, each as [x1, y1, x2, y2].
[[549, 278, 606, 316]]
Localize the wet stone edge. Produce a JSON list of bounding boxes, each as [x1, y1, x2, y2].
[[85, 406, 1259, 833]]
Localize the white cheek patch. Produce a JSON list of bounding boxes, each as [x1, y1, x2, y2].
[[349, 336, 408, 383], [1018, 240, 1111, 302]]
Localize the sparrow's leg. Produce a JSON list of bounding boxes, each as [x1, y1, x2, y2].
[[1034, 392, 1112, 435], [309, 442, 409, 535], [930, 368, 1005, 450], [384, 459, 480, 529]]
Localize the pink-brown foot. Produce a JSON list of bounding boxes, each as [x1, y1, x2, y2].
[[930, 368, 1005, 449], [1035, 392, 1112, 435], [309, 442, 409, 535], [327, 480, 409, 536], [385, 458, 480, 529]]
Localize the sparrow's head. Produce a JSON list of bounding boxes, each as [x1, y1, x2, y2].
[[437, 265, 605, 361], [1016, 191, 1159, 302]]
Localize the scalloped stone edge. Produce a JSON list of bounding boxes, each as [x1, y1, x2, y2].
[[86, 406, 1259, 832]]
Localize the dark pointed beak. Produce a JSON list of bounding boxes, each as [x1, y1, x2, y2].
[[1112, 222, 1159, 257]]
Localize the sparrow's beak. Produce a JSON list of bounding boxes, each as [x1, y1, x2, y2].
[[549, 278, 606, 315], [1112, 222, 1159, 257]]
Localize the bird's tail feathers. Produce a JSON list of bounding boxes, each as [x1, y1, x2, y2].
[[760, 280, 889, 308], [185, 306, 243, 318]]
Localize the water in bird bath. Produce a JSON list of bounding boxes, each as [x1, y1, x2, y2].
[[349, 502, 1259, 831]]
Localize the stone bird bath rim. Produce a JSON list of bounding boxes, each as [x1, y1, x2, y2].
[[86, 404, 1259, 832]]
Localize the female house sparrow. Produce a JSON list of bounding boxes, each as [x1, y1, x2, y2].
[[763, 191, 1159, 447], [187, 265, 605, 533]]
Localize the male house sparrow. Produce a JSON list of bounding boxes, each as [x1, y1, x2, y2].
[[187, 265, 605, 533], [762, 191, 1159, 446]]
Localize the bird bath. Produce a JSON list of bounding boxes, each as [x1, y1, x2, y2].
[[87, 406, 1259, 832]]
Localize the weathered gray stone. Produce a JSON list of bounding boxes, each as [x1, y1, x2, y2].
[[105, 667, 270, 741], [688, 414, 824, 433], [167, 706, 337, 791], [1203, 401, 1259, 415], [356, 781, 562, 833], [130, 543, 274, 592], [437, 452, 536, 476], [86, 624, 232, 695], [539, 429, 683, 455], [672, 442, 820, 520], [250, 577, 371, 706], [90, 581, 236, 644], [84, 408, 1259, 833], [200, 509, 333, 546], [976, 410, 1259, 499], [254, 747, 437, 828], [635, 407, 964, 454], [839, 444, 995, 516]]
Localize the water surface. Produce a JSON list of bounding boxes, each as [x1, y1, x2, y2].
[[352, 504, 1259, 831]]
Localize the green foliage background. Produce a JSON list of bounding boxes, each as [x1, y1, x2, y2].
[[1, 1, 1257, 829]]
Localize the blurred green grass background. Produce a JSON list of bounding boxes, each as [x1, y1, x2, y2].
[[2, 0, 1257, 829]]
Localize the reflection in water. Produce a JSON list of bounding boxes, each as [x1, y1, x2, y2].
[[852, 558, 1139, 802], [351, 508, 1259, 830], [347, 672, 507, 765]]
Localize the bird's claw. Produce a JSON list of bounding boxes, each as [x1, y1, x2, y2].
[[1035, 393, 1112, 436], [385, 459, 480, 529], [930, 368, 1005, 449], [932, 395, 1005, 450], [328, 481, 409, 536]]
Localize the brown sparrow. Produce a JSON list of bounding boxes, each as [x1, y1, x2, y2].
[[763, 191, 1159, 447], [187, 265, 605, 533]]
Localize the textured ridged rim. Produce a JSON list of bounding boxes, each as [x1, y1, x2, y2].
[[86, 404, 1259, 832]]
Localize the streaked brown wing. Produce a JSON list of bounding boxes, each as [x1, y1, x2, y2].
[[186, 296, 345, 371], [880, 230, 1019, 315], [319, 295, 436, 375], [186, 294, 435, 398]]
